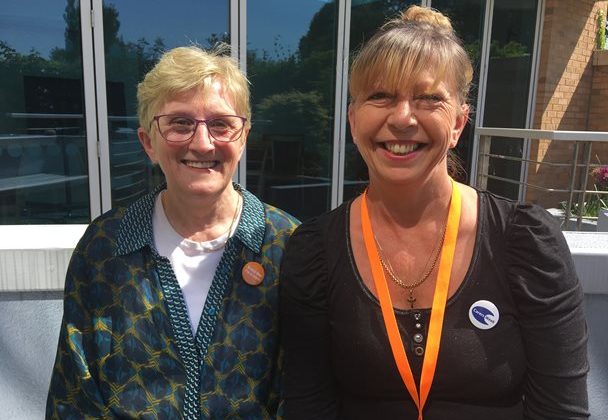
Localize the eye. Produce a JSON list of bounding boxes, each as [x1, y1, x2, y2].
[[168, 116, 195, 127], [366, 91, 392, 102], [159, 115, 195, 135], [415, 93, 445, 102], [207, 118, 231, 130]]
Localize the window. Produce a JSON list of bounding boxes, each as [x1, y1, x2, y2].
[[431, 0, 486, 182], [0, 1, 90, 224], [482, 0, 539, 200], [246, 0, 339, 221], [0, 0, 231, 225]]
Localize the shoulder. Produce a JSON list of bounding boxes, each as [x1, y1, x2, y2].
[[280, 203, 350, 308], [281, 201, 350, 277], [64, 207, 129, 297], [237, 186, 300, 254], [287, 200, 349, 251], [477, 189, 564, 241], [263, 203, 301, 234], [476, 191, 578, 293], [73, 186, 161, 261], [74, 207, 127, 257], [507, 198, 573, 272], [475, 189, 562, 239]]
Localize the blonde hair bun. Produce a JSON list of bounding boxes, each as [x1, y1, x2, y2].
[[400, 5, 453, 32]]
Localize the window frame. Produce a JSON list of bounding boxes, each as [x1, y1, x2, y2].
[[0, 0, 102, 292]]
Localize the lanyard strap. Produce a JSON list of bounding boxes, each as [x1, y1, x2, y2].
[[360, 181, 461, 420]]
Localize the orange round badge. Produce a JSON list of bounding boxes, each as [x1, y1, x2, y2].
[[242, 262, 265, 286]]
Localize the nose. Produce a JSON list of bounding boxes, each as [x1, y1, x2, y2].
[[188, 122, 215, 152], [388, 99, 417, 129]]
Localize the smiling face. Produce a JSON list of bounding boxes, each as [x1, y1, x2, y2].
[[348, 70, 468, 187], [138, 80, 247, 201]]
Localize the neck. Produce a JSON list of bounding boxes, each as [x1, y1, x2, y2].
[[161, 185, 240, 241], [366, 173, 453, 228]]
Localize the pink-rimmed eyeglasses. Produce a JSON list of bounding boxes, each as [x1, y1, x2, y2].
[[152, 114, 247, 143]]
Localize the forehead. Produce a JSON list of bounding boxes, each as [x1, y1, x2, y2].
[[353, 54, 457, 98], [159, 80, 236, 113], [364, 70, 456, 100], [381, 70, 444, 90]]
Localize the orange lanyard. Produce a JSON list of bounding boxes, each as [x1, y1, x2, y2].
[[360, 181, 461, 420]]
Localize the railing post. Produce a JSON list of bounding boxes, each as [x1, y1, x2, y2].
[[576, 141, 593, 230], [566, 142, 580, 229], [477, 135, 491, 190]]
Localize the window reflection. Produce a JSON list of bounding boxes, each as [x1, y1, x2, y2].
[[430, 0, 486, 183], [247, 0, 338, 221], [0, 0, 89, 224], [483, 0, 538, 199], [343, 0, 420, 202], [102, 0, 230, 208]]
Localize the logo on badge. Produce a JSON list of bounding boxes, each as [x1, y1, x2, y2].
[[242, 261, 265, 286], [469, 300, 499, 330]]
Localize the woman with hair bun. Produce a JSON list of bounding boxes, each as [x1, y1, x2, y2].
[[280, 6, 589, 419]]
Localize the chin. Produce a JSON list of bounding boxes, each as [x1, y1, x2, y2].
[[190, 179, 233, 195]]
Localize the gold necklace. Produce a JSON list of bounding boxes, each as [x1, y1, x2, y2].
[[201, 192, 241, 252], [220, 192, 241, 245], [374, 214, 448, 308]]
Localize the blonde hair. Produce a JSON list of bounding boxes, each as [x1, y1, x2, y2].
[[137, 45, 251, 133], [349, 6, 473, 105]]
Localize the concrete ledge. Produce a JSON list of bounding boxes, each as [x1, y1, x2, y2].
[[563, 231, 608, 294], [0, 225, 86, 292], [1, 226, 606, 294]]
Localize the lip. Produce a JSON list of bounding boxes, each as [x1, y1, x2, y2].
[[378, 141, 425, 159], [182, 159, 220, 169]]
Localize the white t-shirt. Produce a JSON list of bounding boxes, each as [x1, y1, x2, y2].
[[152, 193, 241, 335]]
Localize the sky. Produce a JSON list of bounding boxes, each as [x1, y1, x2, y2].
[[1, 2, 65, 58], [1, 0, 331, 60]]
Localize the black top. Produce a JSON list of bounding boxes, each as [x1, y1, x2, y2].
[[280, 191, 589, 419]]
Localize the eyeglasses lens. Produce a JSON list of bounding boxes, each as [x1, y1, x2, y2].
[[158, 115, 244, 143]]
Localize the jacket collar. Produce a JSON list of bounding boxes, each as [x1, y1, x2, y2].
[[116, 183, 266, 256]]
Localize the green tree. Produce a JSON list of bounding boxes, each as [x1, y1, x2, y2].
[[489, 40, 529, 58], [256, 91, 330, 176]]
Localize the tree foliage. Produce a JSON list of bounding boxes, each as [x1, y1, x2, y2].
[[255, 90, 330, 176]]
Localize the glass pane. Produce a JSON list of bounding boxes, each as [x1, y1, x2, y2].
[[0, 0, 90, 224], [431, 0, 486, 183], [102, 1, 230, 208], [483, 0, 538, 199], [247, 0, 338, 221], [343, 0, 420, 202]]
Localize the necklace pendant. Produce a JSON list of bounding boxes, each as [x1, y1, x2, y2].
[[407, 289, 416, 309]]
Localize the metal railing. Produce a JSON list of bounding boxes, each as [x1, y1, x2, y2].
[[475, 127, 608, 231]]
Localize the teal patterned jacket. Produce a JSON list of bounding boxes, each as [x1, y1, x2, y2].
[[46, 184, 300, 419]]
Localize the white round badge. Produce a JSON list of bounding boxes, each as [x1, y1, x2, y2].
[[469, 300, 499, 330]]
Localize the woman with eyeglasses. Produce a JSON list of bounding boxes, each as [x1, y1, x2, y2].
[[46, 46, 299, 419], [280, 6, 588, 420]]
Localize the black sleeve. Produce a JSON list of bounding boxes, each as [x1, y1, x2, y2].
[[280, 218, 339, 419], [505, 204, 589, 419]]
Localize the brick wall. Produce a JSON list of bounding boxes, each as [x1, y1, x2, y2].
[[588, 51, 608, 157], [527, 0, 608, 207]]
